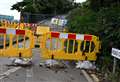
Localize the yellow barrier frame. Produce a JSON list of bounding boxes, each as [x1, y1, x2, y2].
[[41, 32, 101, 61], [0, 27, 34, 58]]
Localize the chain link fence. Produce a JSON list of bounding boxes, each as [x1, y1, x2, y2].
[[21, 12, 54, 23]]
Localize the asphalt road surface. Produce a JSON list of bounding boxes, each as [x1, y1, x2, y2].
[[0, 48, 88, 82]]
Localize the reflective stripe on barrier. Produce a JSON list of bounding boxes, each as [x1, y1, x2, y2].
[[0, 28, 25, 35], [40, 32, 101, 61], [0, 28, 34, 58], [51, 32, 92, 41]]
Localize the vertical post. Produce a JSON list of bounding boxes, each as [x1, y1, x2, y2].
[[56, 38, 59, 49], [67, 40, 69, 53], [77, 41, 81, 52], [50, 37, 52, 50], [23, 35, 25, 48], [62, 39, 64, 50], [113, 57, 117, 74], [72, 40, 75, 53], [17, 35, 19, 48], [89, 41, 92, 53], [9, 34, 13, 48], [83, 41, 86, 51], [3, 34, 6, 49]]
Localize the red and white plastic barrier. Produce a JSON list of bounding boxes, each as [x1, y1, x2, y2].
[[51, 32, 92, 41], [0, 28, 25, 35]]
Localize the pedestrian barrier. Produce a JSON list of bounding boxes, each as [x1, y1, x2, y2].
[[40, 32, 101, 61], [0, 20, 37, 30], [0, 28, 34, 58], [35, 25, 50, 48], [36, 25, 50, 35]]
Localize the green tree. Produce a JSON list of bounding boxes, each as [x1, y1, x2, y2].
[[11, 0, 74, 14], [67, 3, 120, 77], [88, 0, 120, 11]]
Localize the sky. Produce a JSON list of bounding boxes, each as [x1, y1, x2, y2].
[[0, 0, 86, 20]]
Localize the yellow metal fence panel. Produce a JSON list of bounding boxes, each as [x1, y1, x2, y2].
[[0, 28, 34, 58], [36, 26, 50, 35], [40, 32, 101, 61], [0, 20, 37, 30]]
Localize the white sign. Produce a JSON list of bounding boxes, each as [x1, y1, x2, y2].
[[51, 18, 58, 25], [51, 17, 67, 26], [112, 48, 120, 59], [58, 19, 67, 26]]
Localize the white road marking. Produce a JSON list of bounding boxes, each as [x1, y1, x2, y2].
[[0, 67, 21, 80], [26, 68, 33, 78], [25, 67, 33, 82]]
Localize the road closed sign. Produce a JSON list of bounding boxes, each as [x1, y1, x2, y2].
[[112, 48, 120, 59]]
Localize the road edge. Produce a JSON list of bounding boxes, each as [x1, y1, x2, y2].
[[81, 70, 94, 82]]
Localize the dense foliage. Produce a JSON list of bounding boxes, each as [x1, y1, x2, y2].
[[88, 0, 120, 11], [11, 0, 74, 14], [67, 0, 120, 79]]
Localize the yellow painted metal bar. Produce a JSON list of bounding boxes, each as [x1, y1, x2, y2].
[[23, 35, 26, 48], [42, 36, 44, 48], [9, 35, 13, 48], [83, 41, 86, 51], [44, 34, 47, 48], [56, 38, 59, 49], [44, 34, 47, 49], [17, 35, 19, 48], [4, 34, 6, 49], [61, 39, 63, 50], [62, 39, 64, 50], [89, 41, 92, 53], [72, 40, 75, 53], [67, 40, 69, 53], [43, 34, 46, 48], [77, 41, 80, 52], [50, 36, 52, 50], [40, 36, 43, 48], [54, 38, 57, 50]]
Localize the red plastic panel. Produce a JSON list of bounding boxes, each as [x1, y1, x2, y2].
[[68, 34, 76, 39], [84, 35, 92, 41], [51, 32, 60, 38], [0, 28, 6, 34], [16, 30, 25, 35]]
